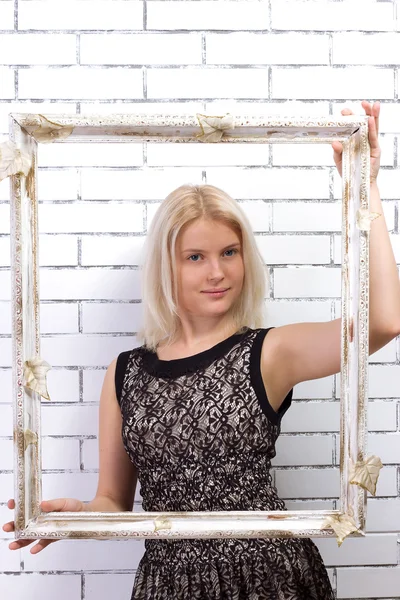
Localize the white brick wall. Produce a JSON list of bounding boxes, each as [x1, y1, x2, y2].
[[1, 1, 400, 599]]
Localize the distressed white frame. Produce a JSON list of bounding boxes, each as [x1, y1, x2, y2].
[[9, 113, 371, 543]]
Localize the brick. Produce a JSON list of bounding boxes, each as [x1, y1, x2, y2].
[[0, 541, 20, 571], [41, 405, 99, 436], [284, 500, 334, 511], [0, 206, 10, 234], [147, 68, 269, 99], [82, 303, 143, 333], [240, 200, 270, 231], [333, 32, 400, 65], [206, 167, 329, 199], [272, 67, 394, 100], [82, 438, 98, 470], [81, 168, 202, 200], [206, 32, 329, 65], [147, 1, 269, 31], [369, 365, 400, 398], [0, 370, 11, 404], [368, 400, 398, 432], [0, 67, 14, 99], [264, 300, 332, 325], [40, 334, 136, 367], [83, 369, 107, 403], [272, 143, 333, 166], [273, 202, 341, 232], [366, 498, 400, 532], [18, 1, 143, 31], [38, 203, 144, 234], [23, 539, 141, 572], [39, 235, 78, 267], [205, 99, 330, 116], [256, 234, 331, 264], [18, 66, 143, 100], [0, 575, 81, 600], [275, 467, 339, 499], [0, 2, 14, 31], [272, 434, 334, 466], [42, 472, 98, 503], [85, 573, 143, 600], [81, 33, 202, 65], [0, 439, 12, 470], [81, 235, 145, 266], [280, 401, 340, 433], [0, 406, 12, 436], [0, 238, 9, 267], [38, 269, 142, 301], [271, 0, 396, 32], [45, 369, 80, 403], [273, 266, 341, 298], [80, 100, 204, 115], [38, 142, 143, 167], [42, 438, 80, 470], [337, 567, 400, 598], [315, 533, 398, 566], [147, 143, 270, 167], [0, 33, 76, 65]]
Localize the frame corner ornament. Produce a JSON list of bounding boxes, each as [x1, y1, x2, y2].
[[348, 454, 383, 496], [195, 113, 235, 142], [0, 140, 32, 181], [23, 358, 52, 401], [320, 512, 360, 547]]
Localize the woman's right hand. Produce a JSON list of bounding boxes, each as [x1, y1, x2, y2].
[[2, 497, 86, 554]]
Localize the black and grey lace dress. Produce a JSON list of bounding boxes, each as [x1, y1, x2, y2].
[[115, 326, 335, 600]]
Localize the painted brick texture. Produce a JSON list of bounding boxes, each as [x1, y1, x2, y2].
[[0, 1, 400, 599]]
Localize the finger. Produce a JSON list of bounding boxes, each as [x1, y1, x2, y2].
[[361, 100, 372, 115], [2, 521, 15, 532], [372, 100, 380, 137], [30, 539, 55, 554], [8, 539, 35, 550], [7, 499, 15, 510], [368, 116, 380, 152], [40, 498, 79, 512], [341, 108, 353, 115]]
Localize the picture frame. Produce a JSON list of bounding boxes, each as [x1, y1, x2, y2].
[[6, 112, 382, 547]]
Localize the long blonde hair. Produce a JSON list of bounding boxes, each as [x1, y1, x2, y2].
[[136, 183, 268, 351]]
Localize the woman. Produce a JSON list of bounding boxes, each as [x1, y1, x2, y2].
[[4, 101, 400, 599]]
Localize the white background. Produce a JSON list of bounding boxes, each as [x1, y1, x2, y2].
[[0, 1, 400, 598]]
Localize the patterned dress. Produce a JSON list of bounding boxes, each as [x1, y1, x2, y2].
[[115, 326, 335, 600]]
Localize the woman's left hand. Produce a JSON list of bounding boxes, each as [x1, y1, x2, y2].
[[332, 100, 381, 184]]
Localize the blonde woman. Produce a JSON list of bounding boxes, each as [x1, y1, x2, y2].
[[4, 101, 400, 599]]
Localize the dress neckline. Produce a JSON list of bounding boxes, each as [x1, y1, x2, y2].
[[141, 327, 253, 378]]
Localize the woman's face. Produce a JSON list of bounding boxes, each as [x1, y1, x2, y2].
[[174, 218, 244, 319]]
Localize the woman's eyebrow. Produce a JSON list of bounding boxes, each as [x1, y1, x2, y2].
[[181, 242, 241, 254]]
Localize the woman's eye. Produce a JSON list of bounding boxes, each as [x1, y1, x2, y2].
[[187, 249, 237, 262]]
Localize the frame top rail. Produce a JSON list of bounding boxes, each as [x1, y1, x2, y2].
[[9, 113, 367, 142]]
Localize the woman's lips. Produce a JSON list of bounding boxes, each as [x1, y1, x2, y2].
[[202, 288, 230, 297]]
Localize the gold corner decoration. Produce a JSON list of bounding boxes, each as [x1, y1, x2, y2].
[[0, 140, 32, 182], [321, 512, 360, 547], [22, 358, 52, 401], [153, 517, 172, 532], [24, 429, 38, 451], [356, 208, 381, 231], [348, 455, 383, 496], [195, 113, 235, 142], [31, 115, 74, 143]]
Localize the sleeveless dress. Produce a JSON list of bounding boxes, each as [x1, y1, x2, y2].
[[115, 326, 335, 600]]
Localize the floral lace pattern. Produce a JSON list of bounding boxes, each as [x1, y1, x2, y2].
[[117, 327, 334, 599]]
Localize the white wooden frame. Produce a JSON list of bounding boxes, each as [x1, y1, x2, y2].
[[8, 112, 381, 546]]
